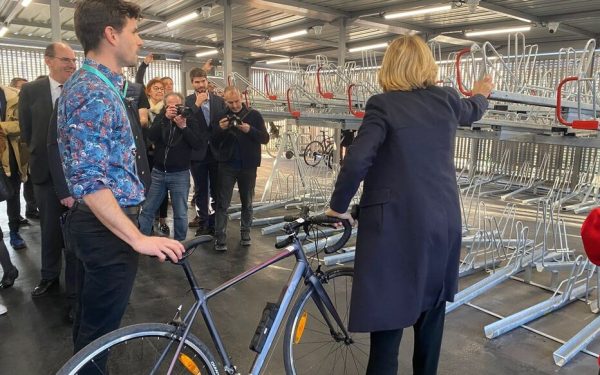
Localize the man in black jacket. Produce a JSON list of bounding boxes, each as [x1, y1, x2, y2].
[[138, 92, 204, 241], [212, 86, 269, 251]]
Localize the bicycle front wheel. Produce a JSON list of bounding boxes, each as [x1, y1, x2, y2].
[[283, 267, 369, 374], [57, 323, 220, 375]]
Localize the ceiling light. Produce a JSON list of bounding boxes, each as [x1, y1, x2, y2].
[[465, 26, 531, 37], [270, 29, 308, 42], [195, 49, 219, 58], [490, 11, 531, 23], [21, 0, 32, 7], [0, 26, 8, 38], [201, 5, 212, 18], [384, 5, 452, 19], [265, 58, 290, 65], [166, 12, 199, 28], [348, 42, 388, 53]]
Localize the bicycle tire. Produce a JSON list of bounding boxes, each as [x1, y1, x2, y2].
[[303, 141, 325, 167], [283, 267, 369, 374], [265, 135, 280, 158], [56, 323, 220, 375]]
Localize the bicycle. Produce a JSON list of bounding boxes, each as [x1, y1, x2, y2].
[[303, 130, 335, 168], [57, 210, 366, 375]]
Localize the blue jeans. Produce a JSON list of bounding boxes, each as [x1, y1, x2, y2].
[[139, 169, 190, 240]]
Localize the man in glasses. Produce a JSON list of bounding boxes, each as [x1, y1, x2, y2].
[[19, 42, 78, 319]]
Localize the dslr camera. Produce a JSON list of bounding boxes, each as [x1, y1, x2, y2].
[[175, 104, 193, 117], [227, 114, 242, 127]]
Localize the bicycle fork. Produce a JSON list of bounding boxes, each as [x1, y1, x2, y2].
[[307, 274, 353, 343]]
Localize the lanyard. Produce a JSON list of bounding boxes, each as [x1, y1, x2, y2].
[[81, 64, 128, 101]]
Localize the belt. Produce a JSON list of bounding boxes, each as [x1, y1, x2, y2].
[[75, 201, 141, 215]]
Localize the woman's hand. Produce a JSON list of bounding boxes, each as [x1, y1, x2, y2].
[[325, 208, 355, 226], [472, 74, 494, 98]]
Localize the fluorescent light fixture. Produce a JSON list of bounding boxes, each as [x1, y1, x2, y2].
[[166, 58, 181, 62], [195, 49, 219, 58], [384, 5, 452, 19], [496, 13, 531, 23], [0, 26, 8, 38], [348, 42, 388, 53], [465, 26, 531, 37], [166, 12, 199, 28], [21, 0, 32, 7], [270, 29, 307, 42], [265, 58, 290, 65]]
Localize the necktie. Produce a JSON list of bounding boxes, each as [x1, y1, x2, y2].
[[201, 101, 210, 128]]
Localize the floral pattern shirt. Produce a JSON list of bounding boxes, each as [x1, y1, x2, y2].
[[57, 58, 144, 206]]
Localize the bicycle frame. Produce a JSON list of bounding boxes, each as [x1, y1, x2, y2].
[[161, 237, 351, 375]]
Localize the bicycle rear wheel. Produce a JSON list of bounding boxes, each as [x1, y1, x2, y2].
[[56, 323, 220, 375], [283, 267, 369, 374], [303, 141, 325, 167]]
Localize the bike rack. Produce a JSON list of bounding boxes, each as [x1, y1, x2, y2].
[[347, 84, 365, 119], [484, 256, 588, 339], [556, 76, 599, 130]]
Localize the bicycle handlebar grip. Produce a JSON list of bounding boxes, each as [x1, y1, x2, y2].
[[275, 236, 294, 249], [309, 215, 353, 254]]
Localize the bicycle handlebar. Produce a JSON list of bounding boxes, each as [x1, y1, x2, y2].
[[167, 235, 214, 264], [275, 210, 355, 254]]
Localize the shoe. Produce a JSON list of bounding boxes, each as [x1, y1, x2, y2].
[[25, 210, 40, 220], [0, 267, 18, 289], [0, 304, 6, 316], [159, 223, 170, 236], [214, 241, 227, 252], [188, 216, 201, 228], [18, 216, 30, 225], [31, 278, 59, 297], [240, 232, 251, 246], [9, 232, 26, 250], [195, 226, 214, 236]]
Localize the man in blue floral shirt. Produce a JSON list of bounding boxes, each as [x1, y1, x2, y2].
[[57, 0, 184, 353]]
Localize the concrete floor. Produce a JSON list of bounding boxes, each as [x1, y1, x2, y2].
[[0, 156, 599, 374]]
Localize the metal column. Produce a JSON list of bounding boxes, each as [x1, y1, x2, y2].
[[50, 0, 61, 42], [222, 0, 233, 79]]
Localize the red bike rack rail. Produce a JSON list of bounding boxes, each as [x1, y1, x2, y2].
[[455, 48, 473, 97], [347, 84, 365, 119], [286, 88, 301, 118], [316, 66, 334, 99], [556, 76, 599, 130], [264, 74, 277, 100]]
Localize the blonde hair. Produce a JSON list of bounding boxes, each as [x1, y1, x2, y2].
[[378, 35, 438, 92]]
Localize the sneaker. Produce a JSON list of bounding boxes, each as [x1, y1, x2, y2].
[[18, 216, 30, 226], [214, 241, 227, 252], [158, 223, 170, 236], [0, 304, 6, 316], [240, 232, 251, 246], [188, 216, 201, 228], [195, 227, 215, 236], [9, 232, 26, 250]]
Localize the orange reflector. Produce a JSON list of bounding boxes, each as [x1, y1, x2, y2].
[[294, 311, 308, 344], [179, 353, 201, 375]]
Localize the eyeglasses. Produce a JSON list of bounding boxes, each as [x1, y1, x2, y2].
[[51, 56, 77, 64], [151, 86, 165, 91]]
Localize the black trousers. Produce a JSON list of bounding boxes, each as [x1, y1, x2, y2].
[[190, 159, 218, 228], [215, 164, 256, 243], [23, 175, 37, 213], [366, 303, 446, 375], [6, 173, 22, 233], [33, 181, 76, 286], [63, 207, 139, 353]]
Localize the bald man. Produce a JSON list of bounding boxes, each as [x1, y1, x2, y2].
[[19, 42, 77, 312]]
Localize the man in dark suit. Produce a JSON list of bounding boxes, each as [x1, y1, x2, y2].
[[185, 67, 226, 236], [19, 42, 77, 299]]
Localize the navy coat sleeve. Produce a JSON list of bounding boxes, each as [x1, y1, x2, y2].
[[329, 95, 389, 213]]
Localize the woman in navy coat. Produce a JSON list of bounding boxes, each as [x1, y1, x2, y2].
[[326, 35, 493, 375]]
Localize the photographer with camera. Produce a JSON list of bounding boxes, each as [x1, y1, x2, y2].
[[138, 92, 205, 241], [211, 86, 269, 251]]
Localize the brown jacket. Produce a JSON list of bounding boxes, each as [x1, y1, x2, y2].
[[0, 85, 29, 180]]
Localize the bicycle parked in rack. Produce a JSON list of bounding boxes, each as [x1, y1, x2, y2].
[[303, 130, 335, 169], [56, 209, 365, 375]]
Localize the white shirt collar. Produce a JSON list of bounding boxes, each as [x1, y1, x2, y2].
[[48, 76, 62, 90]]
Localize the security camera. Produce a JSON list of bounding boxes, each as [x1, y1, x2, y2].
[[548, 22, 560, 34]]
